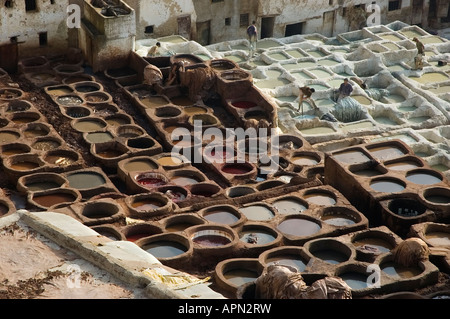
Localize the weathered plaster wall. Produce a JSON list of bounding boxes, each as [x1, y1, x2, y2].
[[126, 0, 197, 40], [0, 0, 70, 57], [79, 0, 136, 72], [193, 0, 259, 44]]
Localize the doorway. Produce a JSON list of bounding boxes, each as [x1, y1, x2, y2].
[[285, 22, 304, 37], [196, 20, 211, 46], [177, 15, 191, 40], [261, 17, 275, 39]]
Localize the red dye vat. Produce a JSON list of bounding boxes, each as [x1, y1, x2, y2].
[[193, 235, 231, 247], [137, 177, 167, 187], [126, 233, 150, 242], [222, 163, 253, 175], [231, 101, 257, 109]]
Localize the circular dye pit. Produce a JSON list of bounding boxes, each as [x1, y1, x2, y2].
[[385, 160, 422, 171], [271, 197, 308, 215], [221, 163, 254, 175], [231, 101, 257, 109], [32, 191, 78, 208], [156, 156, 183, 168], [25, 180, 63, 192], [9, 160, 41, 171], [277, 217, 321, 237], [131, 198, 165, 211], [0, 131, 21, 144], [321, 209, 358, 226], [157, 185, 188, 203], [311, 248, 349, 264], [32, 138, 62, 151], [124, 224, 163, 242], [72, 118, 107, 133], [74, 82, 101, 93], [190, 183, 221, 197], [0, 88, 23, 100], [117, 125, 145, 138], [85, 92, 110, 103], [421, 184, 450, 204], [338, 272, 369, 290], [1, 143, 31, 156], [192, 230, 233, 248], [352, 236, 394, 254], [122, 158, 158, 172], [239, 228, 277, 246], [143, 241, 188, 258], [171, 174, 202, 187], [239, 204, 275, 222], [304, 191, 337, 206], [204, 146, 235, 163], [223, 268, 259, 287], [64, 106, 91, 119], [163, 214, 205, 232], [135, 173, 168, 188], [44, 151, 78, 167], [381, 261, 422, 279], [262, 248, 308, 272], [405, 170, 443, 185], [57, 95, 83, 106], [370, 178, 405, 193], [82, 201, 120, 219], [66, 171, 106, 189], [226, 186, 256, 198], [183, 106, 207, 116], [85, 132, 114, 143], [290, 154, 320, 166], [202, 208, 241, 226]]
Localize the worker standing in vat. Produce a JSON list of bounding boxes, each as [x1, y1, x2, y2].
[[166, 61, 185, 86], [338, 78, 353, 101], [247, 21, 258, 57], [147, 42, 161, 57], [297, 86, 316, 115], [412, 37, 425, 70], [412, 37, 425, 55]]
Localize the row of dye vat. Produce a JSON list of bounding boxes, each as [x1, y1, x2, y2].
[[213, 226, 441, 298], [0, 98, 85, 179], [14, 151, 301, 212], [42, 80, 164, 168], [69, 184, 369, 253], [15, 167, 119, 211], [325, 139, 450, 236], [93, 217, 442, 298]]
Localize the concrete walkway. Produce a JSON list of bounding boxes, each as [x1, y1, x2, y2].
[[14, 209, 225, 299]]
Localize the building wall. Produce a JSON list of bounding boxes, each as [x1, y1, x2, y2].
[[0, 0, 70, 58], [126, 0, 197, 40]]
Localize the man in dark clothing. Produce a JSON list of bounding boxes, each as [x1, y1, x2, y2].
[[338, 78, 353, 101], [247, 21, 258, 57]]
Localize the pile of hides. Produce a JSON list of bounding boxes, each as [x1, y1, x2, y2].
[[254, 265, 352, 299]]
